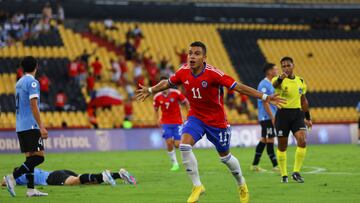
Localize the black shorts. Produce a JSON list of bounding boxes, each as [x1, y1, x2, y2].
[[46, 170, 78, 185], [358, 117, 360, 129], [260, 120, 276, 138], [17, 129, 44, 153], [275, 109, 306, 137]]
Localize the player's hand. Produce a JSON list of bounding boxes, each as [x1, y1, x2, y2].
[[266, 94, 286, 109], [304, 119, 313, 129], [40, 125, 48, 139], [279, 72, 288, 80], [135, 84, 151, 101]]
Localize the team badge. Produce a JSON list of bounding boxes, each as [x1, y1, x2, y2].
[[170, 98, 174, 102], [261, 87, 267, 93], [31, 82, 37, 88], [201, 80, 208, 88], [299, 88, 303, 94]]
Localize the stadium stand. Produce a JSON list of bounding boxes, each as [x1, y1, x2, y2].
[[0, 19, 359, 129]]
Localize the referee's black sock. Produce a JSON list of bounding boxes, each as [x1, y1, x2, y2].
[[252, 141, 266, 165], [266, 143, 278, 167], [13, 155, 44, 179], [26, 170, 34, 189], [79, 174, 103, 184]]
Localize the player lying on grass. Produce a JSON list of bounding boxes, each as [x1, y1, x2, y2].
[[2, 167, 136, 187]]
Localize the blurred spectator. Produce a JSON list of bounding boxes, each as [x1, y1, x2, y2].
[[16, 67, 23, 81], [80, 49, 96, 66], [39, 72, 50, 104], [77, 60, 87, 87], [55, 90, 67, 111], [68, 58, 79, 84], [124, 98, 133, 121], [57, 2, 65, 24], [87, 107, 98, 129], [119, 56, 128, 83], [174, 47, 188, 65], [236, 94, 252, 119], [42, 2, 52, 21], [159, 56, 169, 71], [110, 58, 121, 85], [132, 24, 143, 37], [132, 24, 143, 49], [86, 73, 95, 97], [225, 89, 236, 110], [104, 18, 117, 30], [61, 121, 68, 128], [350, 18, 359, 31], [133, 59, 144, 86], [91, 57, 103, 81], [123, 38, 136, 60], [125, 84, 134, 99]]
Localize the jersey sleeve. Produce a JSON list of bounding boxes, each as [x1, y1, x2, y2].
[[215, 73, 237, 90], [28, 79, 40, 100], [168, 69, 183, 86], [301, 78, 307, 95]]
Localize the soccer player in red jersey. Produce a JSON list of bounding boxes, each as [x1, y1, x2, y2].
[[136, 42, 285, 203], [153, 78, 189, 171]]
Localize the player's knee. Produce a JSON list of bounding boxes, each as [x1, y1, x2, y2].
[[31, 155, 44, 166], [278, 145, 287, 151], [220, 153, 231, 164], [260, 137, 266, 143], [298, 139, 306, 147], [267, 138, 275, 143]]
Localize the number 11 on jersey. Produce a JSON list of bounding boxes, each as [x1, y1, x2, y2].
[[191, 88, 202, 99]]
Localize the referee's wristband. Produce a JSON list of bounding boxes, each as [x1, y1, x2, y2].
[[305, 111, 311, 120], [261, 94, 268, 101], [277, 77, 283, 84]]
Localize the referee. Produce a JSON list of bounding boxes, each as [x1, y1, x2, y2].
[[272, 56, 312, 183], [4, 56, 48, 197]]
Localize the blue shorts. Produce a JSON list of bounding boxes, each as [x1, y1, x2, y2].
[[182, 116, 231, 152], [161, 124, 182, 141]]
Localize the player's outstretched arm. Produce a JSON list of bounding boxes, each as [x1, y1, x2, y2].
[[233, 82, 286, 108], [30, 98, 48, 139], [135, 80, 171, 101]]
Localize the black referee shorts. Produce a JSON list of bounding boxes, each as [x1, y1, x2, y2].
[[275, 108, 306, 137], [17, 129, 44, 153], [260, 120, 276, 138], [46, 170, 78, 185]]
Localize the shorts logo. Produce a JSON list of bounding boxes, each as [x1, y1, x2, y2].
[[278, 130, 283, 137], [31, 82, 37, 88], [201, 81, 208, 88]]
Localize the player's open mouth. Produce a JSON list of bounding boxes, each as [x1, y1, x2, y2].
[[189, 61, 195, 65]]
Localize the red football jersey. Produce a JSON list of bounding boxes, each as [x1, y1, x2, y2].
[[169, 63, 237, 128], [153, 89, 187, 125]]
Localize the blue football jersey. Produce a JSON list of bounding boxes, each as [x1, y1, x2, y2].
[[257, 78, 277, 121], [15, 74, 40, 132], [16, 168, 50, 186]]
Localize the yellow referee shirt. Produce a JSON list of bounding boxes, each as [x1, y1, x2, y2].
[[272, 75, 307, 109]]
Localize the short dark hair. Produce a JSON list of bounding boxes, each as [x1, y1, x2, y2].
[[190, 41, 206, 55], [263, 63, 275, 73], [280, 56, 294, 64], [21, 56, 38, 73]]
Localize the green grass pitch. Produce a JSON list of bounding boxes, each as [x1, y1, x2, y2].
[[1, 144, 359, 203]]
